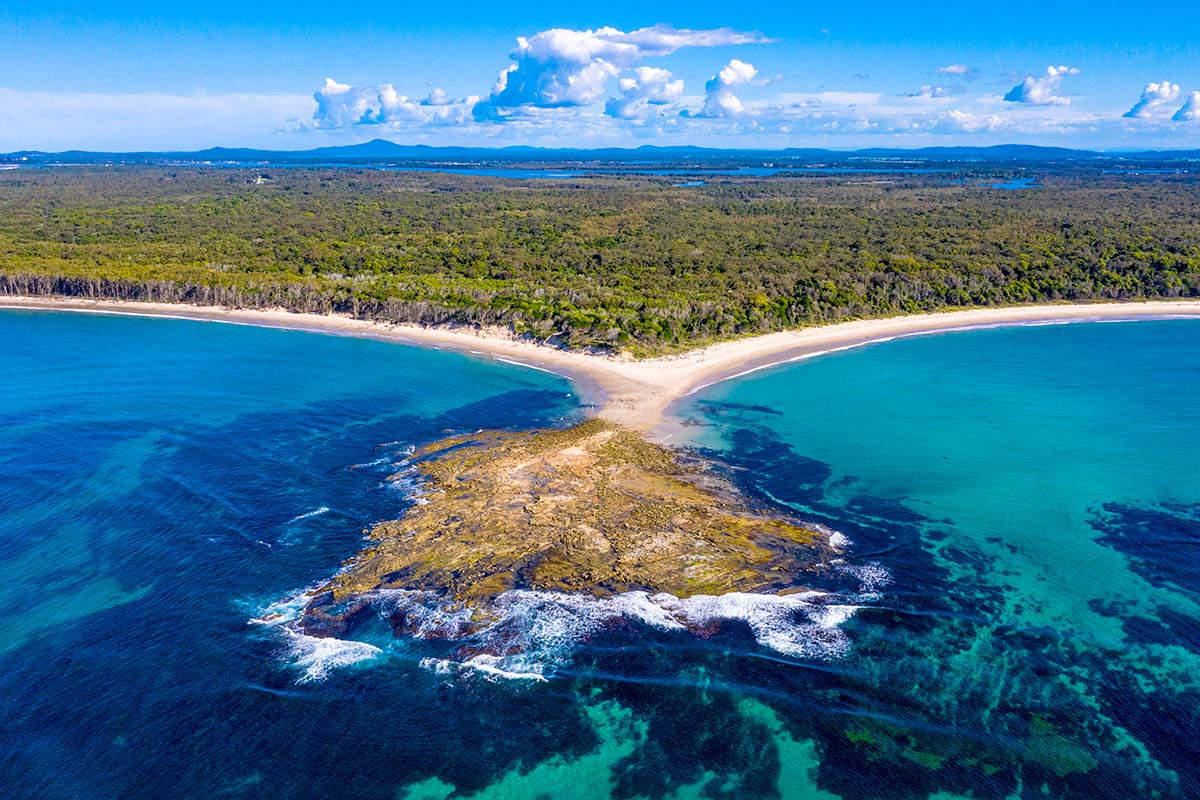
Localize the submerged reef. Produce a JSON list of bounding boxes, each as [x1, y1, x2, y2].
[[299, 419, 836, 639]]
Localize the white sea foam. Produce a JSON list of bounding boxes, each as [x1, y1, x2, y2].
[[813, 522, 853, 552], [285, 630, 383, 683], [652, 591, 854, 660], [285, 506, 330, 525], [349, 455, 394, 470], [380, 465, 428, 500], [386, 585, 875, 681], [254, 552, 890, 684], [409, 590, 684, 681], [420, 656, 454, 675], [249, 588, 313, 626], [250, 587, 383, 683], [491, 356, 563, 376], [420, 655, 549, 683], [838, 562, 892, 597], [375, 590, 478, 639]]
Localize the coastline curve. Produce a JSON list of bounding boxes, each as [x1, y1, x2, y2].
[[4, 295, 1200, 440]]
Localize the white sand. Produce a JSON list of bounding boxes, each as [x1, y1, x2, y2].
[[5, 296, 1200, 439]]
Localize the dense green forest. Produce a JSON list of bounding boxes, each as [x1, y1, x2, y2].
[[1, 167, 1198, 353]]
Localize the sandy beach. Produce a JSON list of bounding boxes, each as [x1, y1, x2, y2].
[[4, 295, 1200, 438]]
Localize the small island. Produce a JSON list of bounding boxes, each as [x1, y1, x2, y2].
[[299, 419, 837, 641]]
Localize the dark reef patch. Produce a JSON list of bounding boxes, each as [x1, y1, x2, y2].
[[1090, 502, 1200, 595], [0, 381, 590, 800], [1096, 671, 1200, 798], [668, 417, 1200, 800]]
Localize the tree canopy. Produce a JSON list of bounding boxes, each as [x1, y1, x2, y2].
[[2, 167, 1197, 354]]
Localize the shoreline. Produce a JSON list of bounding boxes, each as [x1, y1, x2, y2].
[[4, 295, 1200, 438]]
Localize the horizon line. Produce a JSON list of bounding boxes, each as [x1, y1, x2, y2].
[[6, 139, 1200, 159]]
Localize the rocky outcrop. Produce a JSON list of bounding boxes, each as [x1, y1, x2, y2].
[[301, 419, 832, 636]]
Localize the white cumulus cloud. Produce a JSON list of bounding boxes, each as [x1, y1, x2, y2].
[[1175, 91, 1200, 122], [312, 79, 475, 128], [936, 109, 1005, 133], [696, 59, 759, 118], [904, 85, 950, 98], [1124, 81, 1182, 119], [619, 25, 770, 53], [1003, 65, 1080, 106], [936, 64, 973, 76], [472, 24, 767, 121], [605, 67, 684, 119], [422, 88, 453, 107]]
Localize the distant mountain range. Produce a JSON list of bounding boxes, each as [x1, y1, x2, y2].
[[4, 139, 1200, 164]]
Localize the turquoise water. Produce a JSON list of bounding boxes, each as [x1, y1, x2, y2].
[[989, 178, 1037, 190], [0, 310, 583, 798], [3, 310, 1199, 799], [682, 319, 1200, 798]]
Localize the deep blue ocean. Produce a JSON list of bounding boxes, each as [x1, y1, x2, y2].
[[2, 310, 1199, 800]]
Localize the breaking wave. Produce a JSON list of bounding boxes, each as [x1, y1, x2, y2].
[[827, 529, 852, 551], [285, 506, 330, 525], [249, 589, 383, 684], [838, 563, 892, 597], [284, 631, 382, 684], [376, 577, 886, 681], [252, 535, 888, 684], [350, 442, 415, 472], [380, 465, 426, 500]]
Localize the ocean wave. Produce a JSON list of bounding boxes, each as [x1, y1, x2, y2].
[[351, 442, 414, 472], [837, 562, 892, 597], [348, 455, 394, 470], [379, 467, 428, 500], [249, 588, 383, 684], [654, 591, 855, 660], [826, 529, 852, 551], [490, 356, 564, 377], [285, 506, 330, 525], [374, 584, 877, 681], [420, 655, 548, 683], [284, 630, 382, 684], [253, 550, 891, 683]]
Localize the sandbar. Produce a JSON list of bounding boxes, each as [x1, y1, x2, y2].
[[4, 295, 1200, 439]]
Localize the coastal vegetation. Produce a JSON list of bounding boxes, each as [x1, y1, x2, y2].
[[2, 167, 1199, 353]]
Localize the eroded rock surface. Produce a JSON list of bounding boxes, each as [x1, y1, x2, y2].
[[301, 419, 833, 636]]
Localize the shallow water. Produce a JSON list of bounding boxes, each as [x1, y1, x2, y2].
[[682, 319, 1200, 799], [3, 311, 1199, 799], [988, 178, 1037, 189]]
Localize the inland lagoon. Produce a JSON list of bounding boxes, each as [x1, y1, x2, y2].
[[2, 308, 1199, 799]]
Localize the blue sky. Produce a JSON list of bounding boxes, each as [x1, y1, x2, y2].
[[2, 1, 1197, 150]]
